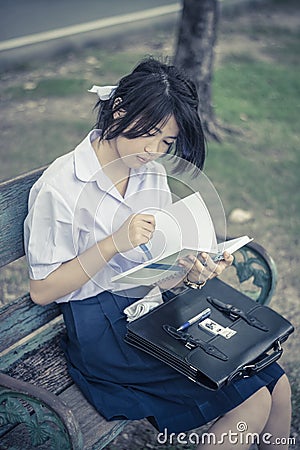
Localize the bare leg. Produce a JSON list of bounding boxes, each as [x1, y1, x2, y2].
[[197, 387, 272, 450], [258, 375, 292, 450]]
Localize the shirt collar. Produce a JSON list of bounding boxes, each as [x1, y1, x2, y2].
[[74, 130, 151, 196], [74, 129, 103, 183], [74, 129, 151, 206]]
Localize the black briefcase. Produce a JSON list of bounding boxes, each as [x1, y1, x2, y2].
[[125, 278, 294, 390]]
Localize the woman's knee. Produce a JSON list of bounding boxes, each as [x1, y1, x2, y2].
[[271, 374, 291, 406], [248, 386, 272, 417], [224, 387, 272, 431], [242, 387, 272, 434]]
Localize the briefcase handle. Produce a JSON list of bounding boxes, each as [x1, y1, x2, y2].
[[228, 341, 283, 383], [250, 343, 283, 372]]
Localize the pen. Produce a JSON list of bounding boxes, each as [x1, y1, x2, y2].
[[139, 243, 153, 260], [177, 307, 211, 331]]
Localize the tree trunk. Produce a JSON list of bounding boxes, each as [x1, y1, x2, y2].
[[174, 0, 223, 140]]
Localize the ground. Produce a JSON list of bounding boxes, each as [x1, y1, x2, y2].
[[0, 0, 299, 448]]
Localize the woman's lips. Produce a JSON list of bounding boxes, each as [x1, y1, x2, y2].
[[137, 155, 151, 164]]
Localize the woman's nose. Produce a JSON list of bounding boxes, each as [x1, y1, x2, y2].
[[145, 140, 159, 154]]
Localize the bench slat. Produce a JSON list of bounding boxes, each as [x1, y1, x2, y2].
[[0, 167, 45, 268], [4, 334, 71, 395], [0, 294, 60, 352], [59, 384, 128, 450], [2, 323, 72, 395]]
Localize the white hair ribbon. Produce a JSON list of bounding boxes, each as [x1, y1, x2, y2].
[[88, 85, 117, 101]]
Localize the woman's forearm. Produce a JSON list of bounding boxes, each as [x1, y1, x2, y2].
[[30, 235, 118, 305]]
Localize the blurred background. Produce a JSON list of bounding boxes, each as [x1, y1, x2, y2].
[[0, 0, 299, 447]]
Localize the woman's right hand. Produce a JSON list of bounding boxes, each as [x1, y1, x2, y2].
[[112, 214, 155, 253]]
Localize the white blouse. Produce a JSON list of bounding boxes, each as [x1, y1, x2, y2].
[[24, 130, 172, 303]]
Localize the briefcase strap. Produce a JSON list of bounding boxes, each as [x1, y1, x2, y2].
[[163, 325, 228, 361], [207, 296, 269, 332]]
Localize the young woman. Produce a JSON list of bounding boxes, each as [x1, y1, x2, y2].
[[24, 58, 291, 449]]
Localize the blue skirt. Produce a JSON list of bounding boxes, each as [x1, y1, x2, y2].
[[60, 290, 284, 433]]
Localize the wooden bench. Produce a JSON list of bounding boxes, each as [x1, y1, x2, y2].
[[0, 167, 277, 449]]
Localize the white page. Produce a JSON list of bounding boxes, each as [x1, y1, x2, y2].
[[111, 235, 253, 285], [111, 192, 218, 283], [174, 192, 218, 252], [111, 191, 254, 284], [148, 208, 182, 260], [150, 192, 217, 259], [213, 236, 253, 259]]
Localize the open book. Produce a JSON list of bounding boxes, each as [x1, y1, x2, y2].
[[111, 192, 252, 285]]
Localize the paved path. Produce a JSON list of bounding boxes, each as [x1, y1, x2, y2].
[[0, 1, 179, 46], [0, 0, 259, 69]]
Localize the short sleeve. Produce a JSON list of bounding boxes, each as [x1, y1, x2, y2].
[[24, 182, 76, 280]]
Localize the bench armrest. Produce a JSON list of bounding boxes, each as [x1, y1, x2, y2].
[[0, 372, 83, 450], [231, 240, 277, 305]]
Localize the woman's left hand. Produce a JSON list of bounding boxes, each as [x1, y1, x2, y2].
[[178, 251, 234, 285]]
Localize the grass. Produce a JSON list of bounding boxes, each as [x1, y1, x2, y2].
[[2, 57, 299, 202], [214, 59, 299, 125], [206, 59, 300, 236], [5, 77, 89, 100], [1, 119, 90, 177]]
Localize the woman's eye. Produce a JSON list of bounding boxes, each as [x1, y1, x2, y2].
[[163, 141, 174, 147]]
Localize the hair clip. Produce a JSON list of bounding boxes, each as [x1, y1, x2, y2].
[[88, 85, 117, 101]]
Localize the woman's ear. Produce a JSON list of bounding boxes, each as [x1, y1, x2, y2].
[[112, 97, 126, 119]]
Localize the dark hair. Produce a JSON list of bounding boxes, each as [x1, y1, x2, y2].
[[94, 57, 206, 170]]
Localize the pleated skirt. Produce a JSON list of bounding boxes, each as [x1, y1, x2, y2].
[[60, 290, 284, 433]]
